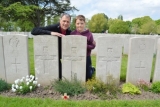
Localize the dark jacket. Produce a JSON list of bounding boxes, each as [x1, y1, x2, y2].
[[31, 23, 71, 35]]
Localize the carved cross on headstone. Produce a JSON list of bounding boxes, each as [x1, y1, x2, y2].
[[12, 58, 20, 73], [99, 47, 120, 83], [135, 61, 145, 79], [36, 46, 56, 74], [63, 47, 84, 79]]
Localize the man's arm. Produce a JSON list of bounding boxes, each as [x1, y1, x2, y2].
[[31, 24, 57, 35]]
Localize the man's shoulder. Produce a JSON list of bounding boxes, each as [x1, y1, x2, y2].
[[49, 23, 60, 28]]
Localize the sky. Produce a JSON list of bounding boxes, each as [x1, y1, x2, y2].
[[70, 0, 160, 21]]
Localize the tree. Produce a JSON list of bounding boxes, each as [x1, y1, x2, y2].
[[131, 24, 139, 34], [108, 19, 130, 34], [157, 25, 160, 34], [140, 21, 157, 34], [88, 13, 108, 33], [0, 0, 78, 28], [131, 16, 153, 34], [118, 15, 123, 20], [155, 19, 160, 25]]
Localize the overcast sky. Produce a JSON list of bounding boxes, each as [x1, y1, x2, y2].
[[70, 0, 160, 21]]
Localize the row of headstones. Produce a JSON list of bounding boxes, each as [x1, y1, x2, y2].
[[1, 32, 160, 54], [1, 34, 160, 86], [92, 34, 160, 55], [1, 32, 159, 55], [0, 32, 33, 38]]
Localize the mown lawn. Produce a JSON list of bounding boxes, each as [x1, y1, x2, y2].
[[0, 96, 160, 107]]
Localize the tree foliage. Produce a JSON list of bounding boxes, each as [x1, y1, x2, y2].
[[108, 19, 130, 34], [118, 15, 123, 20], [88, 13, 108, 33], [155, 19, 160, 25], [139, 21, 157, 34], [0, 0, 78, 31], [157, 25, 160, 34]]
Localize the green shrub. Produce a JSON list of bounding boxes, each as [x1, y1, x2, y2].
[[11, 75, 40, 94], [86, 77, 120, 99], [52, 77, 86, 96], [0, 79, 11, 92], [122, 82, 141, 95], [151, 81, 160, 93], [86, 78, 107, 93]]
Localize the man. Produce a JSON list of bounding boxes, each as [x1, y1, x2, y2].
[[31, 13, 71, 79]]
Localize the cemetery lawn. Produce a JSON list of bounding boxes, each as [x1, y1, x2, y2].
[[1, 95, 160, 107], [0, 38, 159, 106]]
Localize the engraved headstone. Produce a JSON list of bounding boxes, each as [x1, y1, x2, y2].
[[123, 35, 135, 55], [3, 35, 30, 83], [62, 36, 87, 82], [34, 36, 59, 85], [96, 36, 123, 84], [126, 37, 155, 85]]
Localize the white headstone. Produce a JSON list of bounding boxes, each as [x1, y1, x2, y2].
[[123, 35, 135, 55], [3, 34, 30, 83], [126, 37, 155, 85], [153, 38, 160, 82], [34, 36, 59, 85], [62, 36, 87, 82], [96, 36, 123, 84], [0, 35, 6, 80]]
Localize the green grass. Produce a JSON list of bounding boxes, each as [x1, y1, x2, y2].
[[28, 38, 34, 75], [1, 96, 160, 107]]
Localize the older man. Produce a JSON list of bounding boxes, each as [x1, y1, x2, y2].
[[31, 13, 71, 79]]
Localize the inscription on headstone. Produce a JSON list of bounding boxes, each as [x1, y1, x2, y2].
[[62, 36, 87, 82], [34, 36, 58, 85]]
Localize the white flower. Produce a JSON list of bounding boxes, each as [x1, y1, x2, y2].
[[35, 77, 38, 80], [26, 78, 29, 82], [26, 82, 29, 85], [29, 86, 32, 90], [29, 79, 32, 83], [15, 79, 19, 84], [22, 77, 25, 80], [12, 88, 16, 92], [26, 75, 29, 79], [12, 84, 15, 88], [33, 81, 37, 85], [37, 84, 40, 87], [15, 84, 19, 89], [19, 86, 23, 89], [20, 79, 23, 82]]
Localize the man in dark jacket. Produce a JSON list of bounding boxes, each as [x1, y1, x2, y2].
[[31, 13, 71, 79]]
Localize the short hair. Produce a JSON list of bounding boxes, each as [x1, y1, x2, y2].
[[60, 13, 71, 20], [75, 15, 85, 23]]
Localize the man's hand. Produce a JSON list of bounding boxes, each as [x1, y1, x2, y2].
[[51, 32, 65, 37]]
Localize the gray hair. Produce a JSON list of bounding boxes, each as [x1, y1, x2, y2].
[[60, 13, 71, 20]]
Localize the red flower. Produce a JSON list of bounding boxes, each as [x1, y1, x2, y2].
[[62, 93, 69, 100]]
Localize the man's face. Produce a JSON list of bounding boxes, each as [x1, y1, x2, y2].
[[60, 15, 71, 30]]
